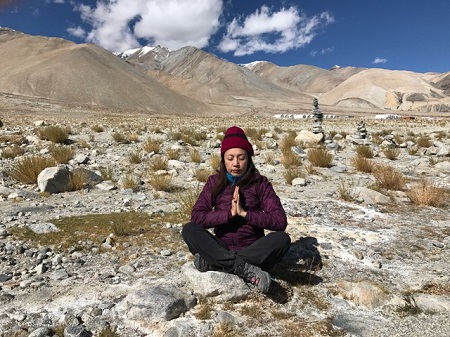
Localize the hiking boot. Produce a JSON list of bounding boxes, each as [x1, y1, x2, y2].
[[194, 253, 213, 272], [236, 262, 272, 293]]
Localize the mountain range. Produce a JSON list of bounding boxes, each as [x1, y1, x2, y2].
[[1, 27, 449, 116]]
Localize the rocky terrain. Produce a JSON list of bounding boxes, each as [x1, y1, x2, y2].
[[1, 101, 450, 337]]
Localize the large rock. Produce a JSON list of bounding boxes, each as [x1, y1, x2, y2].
[[124, 286, 196, 321], [181, 263, 250, 301], [412, 293, 450, 313], [351, 186, 390, 205], [37, 166, 72, 193], [295, 130, 324, 146]]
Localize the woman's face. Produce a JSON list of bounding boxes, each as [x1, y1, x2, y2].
[[224, 148, 248, 177]]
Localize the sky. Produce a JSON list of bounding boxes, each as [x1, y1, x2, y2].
[[1, 0, 449, 73]]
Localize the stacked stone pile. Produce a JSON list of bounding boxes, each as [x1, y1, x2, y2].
[[311, 98, 324, 135]]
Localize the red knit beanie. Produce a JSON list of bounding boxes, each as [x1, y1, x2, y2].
[[220, 126, 254, 157]]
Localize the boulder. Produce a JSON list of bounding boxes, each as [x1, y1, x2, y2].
[[295, 130, 323, 146], [37, 166, 72, 194]]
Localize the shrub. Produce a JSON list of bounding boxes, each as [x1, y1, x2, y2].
[[128, 151, 142, 164], [90, 125, 104, 132], [371, 134, 383, 145], [167, 149, 180, 160], [190, 149, 201, 163], [9, 155, 56, 184], [169, 131, 182, 141], [351, 155, 374, 173], [128, 133, 140, 143], [149, 155, 168, 171], [338, 180, 358, 202], [143, 138, 161, 153], [99, 166, 114, 181], [282, 150, 302, 168], [148, 173, 172, 191], [307, 148, 333, 167], [209, 153, 221, 171], [283, 167, 303, 185], [1, 146, 25, 159], [177, 187, 201, 220], [262, 152, 275, 164], [355, 145, 374, 158], [280, 133, 297, 154], [120, 174, 140, 191], [195, 168, 211, 182], [49, 145, 75, 164], [373, 164, 406, 190], [37, 125, 69, 144], [407, 179, 448, 207], [416, 136, 432, 148], [111, 132, 129, 144], [70, 169, 90, 191], [383, 147, 401, 160]]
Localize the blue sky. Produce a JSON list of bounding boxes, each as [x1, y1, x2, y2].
[[1, 0, 449, 73]]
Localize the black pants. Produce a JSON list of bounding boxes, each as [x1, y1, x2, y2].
[[182, 222, 291, 273]]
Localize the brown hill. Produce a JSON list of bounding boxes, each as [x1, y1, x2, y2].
[[126, 46, 313, 108], [243, 61, 363, 95], [319, 68, 449, 111], [1, 28, 449, 116], [0, 28, 212, 115]]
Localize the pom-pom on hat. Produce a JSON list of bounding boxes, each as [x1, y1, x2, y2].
[[220, 126, 254, 157]]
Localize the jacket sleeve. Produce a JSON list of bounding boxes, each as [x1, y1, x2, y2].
[[190, 176, 230, 228], [246, 176, 287, 231]]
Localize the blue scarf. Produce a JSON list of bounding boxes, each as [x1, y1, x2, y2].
[[226, 172, 242, 185]]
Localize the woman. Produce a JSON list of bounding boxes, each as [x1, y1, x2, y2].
[[182, 126, 291, 294]]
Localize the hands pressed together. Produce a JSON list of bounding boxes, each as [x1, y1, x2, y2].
[[231, 186, 247, 219]]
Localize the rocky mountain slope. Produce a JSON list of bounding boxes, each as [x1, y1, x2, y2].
[[0, 28, 211, 115], [1, 28, 449, 116]]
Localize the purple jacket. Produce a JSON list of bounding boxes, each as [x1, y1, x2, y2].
[[190, 172, 287, 251]]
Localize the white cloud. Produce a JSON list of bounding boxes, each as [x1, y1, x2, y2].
[[66, 25, 86, 38], [373, 57, 388, 64], [73, 0, 223, 52], [310, 47, 334, 57], [218, 6, 334, 56]]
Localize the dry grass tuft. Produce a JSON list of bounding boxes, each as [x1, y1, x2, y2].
[[383, 147, 401, 160], [406, 179, 448, 207], [373, 164, 406, 190], [37, 125, 69, 144], [280, 133, 297, 154], [283, 167, 304, 185], [90, 125, 104, 132], [189, 148, 202, 163], [416, 136, 432, 148], [195, 168, 211, 182], [355, 145, 374, 158], [147, 173, 172, 191], [177, 187, 201, 221], [351, 155, 374, 173], [143, 138, 161, 153], [209, 153, 221, 171], [307, 148, 333, 167], [167, 148, 180, 160], [1, 146, 25, 159], [128, 151, 142, 164], [70, 169, 90, 191], [49, 145, 75, 164], [111, 132, 130, 144], [282, 150, 302, 168], [149, 155, 168, 171], [8, 155, 56, 184]]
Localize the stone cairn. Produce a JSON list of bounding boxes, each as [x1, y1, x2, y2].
[[356, 120, 368, 139], [311, 98, 324, 135]]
